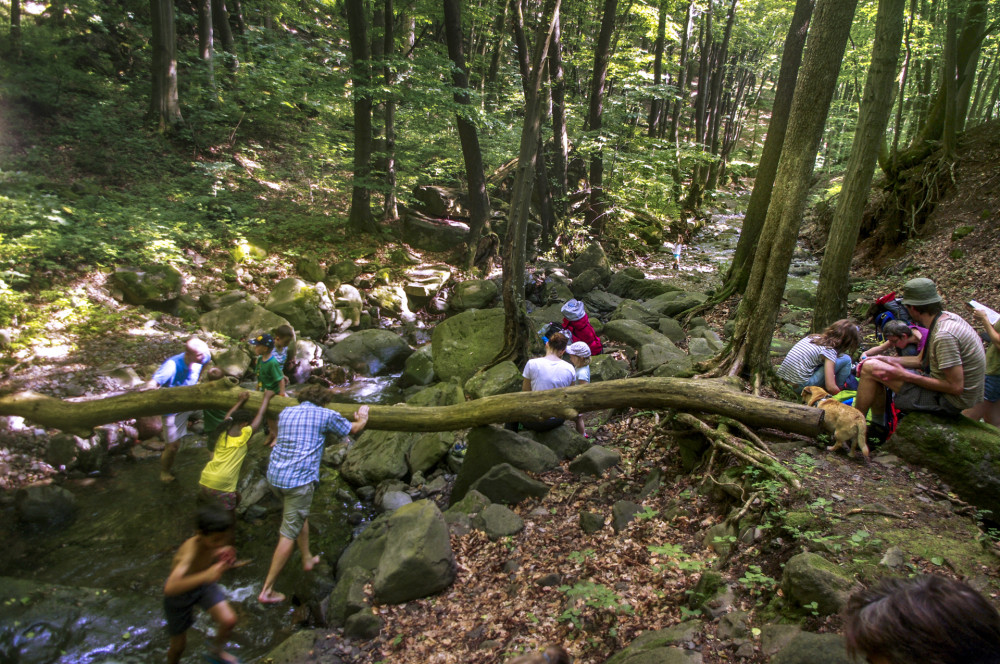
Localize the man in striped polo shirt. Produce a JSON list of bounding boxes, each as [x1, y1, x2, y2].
[[854, 278, 986, 420]]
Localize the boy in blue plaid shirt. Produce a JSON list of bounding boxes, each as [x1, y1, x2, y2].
[[258, 384, 369, 604]]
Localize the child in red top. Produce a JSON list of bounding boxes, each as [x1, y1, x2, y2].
[[561, 299, 602, 356]]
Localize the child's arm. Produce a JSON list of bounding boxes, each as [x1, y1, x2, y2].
[[164, 543, 230, 596], [863, 340, 892, 358], [250, 390, 275, 433], [279, 376, 288, 397], [224, 391, 251, 420]]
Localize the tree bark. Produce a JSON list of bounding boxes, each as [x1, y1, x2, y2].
[[228, 0, 245, 35], [584, 0, 618, 235], [722, 0, 813, 296], [443, 0, 492, 269], [705, 0, 738, 191], [383, 0, 398, 222], [10, 0, 21, 58], [149, 0, 183, 132], [0, 378, 824, 438], [549, 9, 569, 210], [813, 0, 905, 331], [720, 0, 858, 384], [891, 0, 917, 167], [211, 0, 237, 65], [346, 0, 376, 233], [648, 0, 667, 137], [667, 0, 694, 143], [197, 0, 216, 88]]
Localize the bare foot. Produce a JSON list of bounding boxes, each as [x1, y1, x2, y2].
[[303, 554, 321, 572], [160, 472, 177, 483], [257, 590, 286, 604]]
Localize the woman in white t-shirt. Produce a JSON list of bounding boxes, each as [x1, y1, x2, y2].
[[776, 319, 861, 395], [515, 333, 577, 432]]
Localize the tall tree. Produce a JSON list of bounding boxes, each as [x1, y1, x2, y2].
[[584, 0, 618, 235], [549, 9, 569, 212], [197, 0, 215, 88], [443, 0, 492, 269], [813, 0, 906, 331], [495, 0, 561, 368], [9, 0, 21, 58], [705, 0, 739, 191], [149, 0, 183, 131], [647, 0, 668, 137], [710, 0, 859, 386], [211, 0, 237, 66], [346, 0, 376, 233], [383, 0, 398, 222]]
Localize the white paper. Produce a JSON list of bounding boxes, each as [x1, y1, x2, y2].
[[969, 300, 1000, 326]]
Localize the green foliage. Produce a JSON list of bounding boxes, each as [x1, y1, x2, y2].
[[557, 581, 633, 630], [738, 565, 777, 595], [568, 548, 597, 564]]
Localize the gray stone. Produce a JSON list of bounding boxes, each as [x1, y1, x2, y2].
[[296, 258, 325, 283], [213, 346, 252, 379], [581, 290, 623, 316], [407, 382, 465, 407], [341, 430, 412, 486], [337, 516, 390, 577], [401, 345, 435, 387], [608, 271, 678, 300], [373, 500, 455, 604], [605, 622, 704, 664], [886, 414, 1000, 517], [688, 326, 723, 348], [580, 511, 605, 534], [446, 490, 491, 516], [568, 243, 610, 277], [407, 431, 455, 476], [687, 337, 713, 357], [200, 301, 290, 342], [784, 287, 817, 309], [523, 426, 592, 460], [571, 268, 609, 296], [610, 300, 661, 327], [652, 356, 700, 379], [469, 463, 549, 505], [611, 500, 642, 533], [371, 284, 416, 322], [704, 523, 737, 556], [450, 279, 498, 311], [15, 485, 78, 528], [328, 260, 361, 284], [45, 433, 107, 473], [770, 632, 853, 664], [432, 308, 507, 383], [760, 624, 802, 657], [403, 265, 451, 300], [591, 354, 629, 382], [265, 277, 334, 339], [568, 445, 621, 477], [262, 630, 320, 664], [464, 361, 523, 399], [474, 503, 525, 539], [402, 211, 469, 251], [637, 343, 684, 372], [658, 317, 685, 343], [111, 264, 183, 305], [717, 610, 749, 640], [638, 468, 663, 501], [603, 319, 676, 350], [324, 329, 412, 376], [451, 426, 559, 503], [327, 566, 371, 627], [781, 552, 854, 615], [344, 611, 382, 640], [880, 546, 906, 568], [379, 490, 413, 513]]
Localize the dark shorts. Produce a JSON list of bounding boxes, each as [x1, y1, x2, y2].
[[164, 582, 226, 636], [894, 381, 963, 416], [198, 485, 240, 512], [985, 374, 1000, 403]]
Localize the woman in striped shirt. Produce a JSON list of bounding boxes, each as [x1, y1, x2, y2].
[[776, 319, 861, 396]]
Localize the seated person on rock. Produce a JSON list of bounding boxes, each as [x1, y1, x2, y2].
[[854, 278, 985, 420], [963, 305, 1000, 427], [862, 319, 928, 359], [561, 299, 602, 356], [509, 332, 576, 433], [844, 575, 1000, 664], [776, 319, 860, 396]]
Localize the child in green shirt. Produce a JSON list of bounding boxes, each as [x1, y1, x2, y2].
[[249, 333, 284, 446]]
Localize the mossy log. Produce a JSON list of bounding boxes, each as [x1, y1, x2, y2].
[[0, 376, 824, 438]]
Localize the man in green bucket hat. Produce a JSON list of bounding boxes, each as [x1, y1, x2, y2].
[[854, 277, 985, 425]]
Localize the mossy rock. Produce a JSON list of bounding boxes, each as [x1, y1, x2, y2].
[[111, 265, 183, 306], [432, 308, 507, 383], [951, 225, 975, 241]]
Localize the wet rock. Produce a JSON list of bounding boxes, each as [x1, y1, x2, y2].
[[569, 445, 621, 477], [200, 301, 290, 342], [432, 308, 507, 383], [770, 632, 852, 664], [451, 426, 559, 503], [344, 611, 382, 640], [324, 329, 412, 376], [111, 264, 183, 306], [781, 552, 853, 615], [523, 426, 591, 460], [400, 345, 435, 387], [469, 463, 549, 505], [15, 485, 78, 528], [372, 500, 455, 604], [568, 243, 610, 277], [464, 361, 522, 399], [474, 503, 524, 539], [580, 511, 605, 533], [449, 278, 499, 311]]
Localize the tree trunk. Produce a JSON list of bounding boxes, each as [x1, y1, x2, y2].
[[149, 0, 183, 132], [443, 0, 493, 270], [211, 0, 237, 66], [486, 0, 511, 90], [891, 0, 917, 167], [705, 0, 738, 191], [584, 0, 617, 235], [648, 0, 667, 137], [346, 0, 376, 233], [722, 0, 813, 296], [229, 0, 245, 35], [549, 9, 569, 211], [720, 0, 858, 384], [0, 378, 824, 438], [495, 0, 561, 369], [197, 0, 216, 88], [941, 0, 959, 155], [667, 0, 694, 143], [383, 0, 398, 222], [10, 0, 21, 58], [813, 0, 906, 332]]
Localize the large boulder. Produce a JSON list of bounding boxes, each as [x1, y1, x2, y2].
[[406, 381, 465, 407], [340, 430, 412, 487], [200, 301, 290, 341], [401, 345, 436, 387], [568, 445, 621, 477], [523, 426, 591, 460], [581, 290, 623, 316], [605, 622, 703, 664], [111, 265, 183, 306], [402, 211, 470, 252], [591, 354, 629, 382], [328, 260, 361, 284], [407, 431, 456, 476], [886, 414, 1000, 516], [784, 286, 817, 309], [403, 264, 451, 299], [770, 632, 853, 664], [568, 243, 610, 277], [570, 267, 610, 297], [337, 516, 390, 577], [652, 355, 697, 378], [609, 300, 661, 328], [431, 308, 506, 383], [324, 329, 412, 376], [647, 291, 709, 318], [265, 277, 334, 339], [603, 319, 676, 350], [15, 485, 78, 529], [449, 279, 499, 311], [370, 285, 415, 322], [781, 552, 854, 615], [637, 343, 684, 372], [372, 500, 455, 604], [608, 270, 679, 300], [213, 346, 252, 378], [464, 361, 523, 399], [451, 426, 559, 503], [469, 463, 549, 504], [473, 503, 525, 540]]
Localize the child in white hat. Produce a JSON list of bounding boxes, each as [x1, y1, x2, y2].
[[565, 341, 592, 437]]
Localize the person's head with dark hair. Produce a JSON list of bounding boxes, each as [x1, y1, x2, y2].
[[813, 319, 861, 355], [296, 383, 333, 406], [844, 575, 1000, 664], [196, 504, 235, 536], [910, 301, 944, 317], [547, 332, 568, 355]]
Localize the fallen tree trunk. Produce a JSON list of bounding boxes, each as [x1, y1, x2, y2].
[[0, 376, 824, 438]]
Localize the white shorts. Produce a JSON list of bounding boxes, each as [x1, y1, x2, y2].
[[163, 411, 191, 444]]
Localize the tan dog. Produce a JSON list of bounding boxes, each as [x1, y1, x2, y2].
[[801, 386, 870, 460], [507, 645, 571, 664]]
